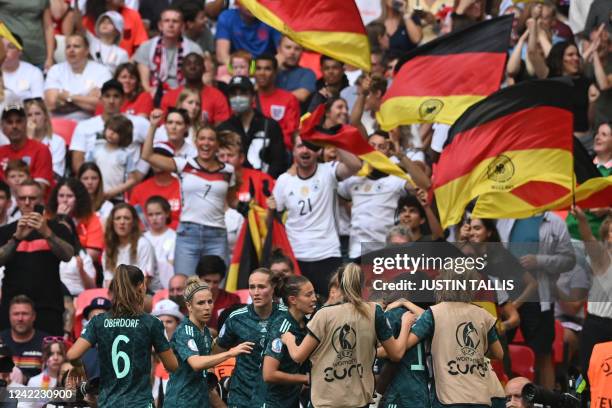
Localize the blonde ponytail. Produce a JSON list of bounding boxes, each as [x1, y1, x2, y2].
[[339, 263, 368, 317]]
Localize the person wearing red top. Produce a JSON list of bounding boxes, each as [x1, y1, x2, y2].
[[195, 255, 240, 333], [83, 3, 148, 56], [254, 54, 300, 150], [129, 143, 182, 230], [217, 130, 275, 208], [160, 53, 230, 126], [0, 104, 54, 191]]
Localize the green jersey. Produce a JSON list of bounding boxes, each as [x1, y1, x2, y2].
[[260, 313, 309, 408], [81, 312, 170, 408], [382, 307, 430, 408], [164, 317, 213, 408], [217, 303, 288, 408]]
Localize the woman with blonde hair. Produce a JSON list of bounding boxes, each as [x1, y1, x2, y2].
[[24, 97, 66, 178], [67, 264, 178, 407], [164, 276, 253, 407], [281, 263, 413, 408]]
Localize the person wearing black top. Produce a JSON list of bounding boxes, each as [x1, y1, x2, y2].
[[0, 180, 75, 336], [216, 76, 288, 178]]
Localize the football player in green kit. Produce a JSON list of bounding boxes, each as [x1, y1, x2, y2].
[[214, 267, 288, 408], [261, 275, 317, 408], [66, 265, 178, 408], [164, 276, 254, 408]]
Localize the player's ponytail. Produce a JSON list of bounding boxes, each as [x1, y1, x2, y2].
[[278, 275, 311, 306], [109, 264, 145, 317], [184, 276, 210, 304], [339, 263, 368, 317]]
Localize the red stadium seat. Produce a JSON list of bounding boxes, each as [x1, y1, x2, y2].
[[151, 288, 169, 308], [73, 288, 110, 338], [491, 360, 508, 385], [553, 319, 565, 364], [51, 118, 77, 146], [233, 289, 251, 304], [512, 327, 525, 344], [509, 344, 536, 381]]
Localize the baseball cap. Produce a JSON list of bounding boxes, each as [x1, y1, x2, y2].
[[152, 299, 184, 321], [1, 103, 26, 120], [228, 76, 255, 94], [96, 11, 125, 44], [83, 297, 111, 320]]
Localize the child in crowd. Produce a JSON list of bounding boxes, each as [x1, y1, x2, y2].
[[87, 11, 129, 73], [143, 196, 176, 289], [90, 115, 138, 202], [3, 160, 31, 222]]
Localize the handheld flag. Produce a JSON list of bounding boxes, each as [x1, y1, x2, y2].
[[301, 105, 415, 185], [0, 22, 22, 51], [377, 15, 512, 130], [238, 0, 370, 71], [432, 79, 575, 228]]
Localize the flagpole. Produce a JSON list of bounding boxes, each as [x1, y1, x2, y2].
[[571, 169, 576, 208]]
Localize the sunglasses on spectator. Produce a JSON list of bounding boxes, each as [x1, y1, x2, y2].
[[43, 336, 65, 345]]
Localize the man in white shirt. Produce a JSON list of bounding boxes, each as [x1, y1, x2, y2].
[[272, 135, 362, 298], [69, 79, 150, 175], [1, 36, 44, 101]]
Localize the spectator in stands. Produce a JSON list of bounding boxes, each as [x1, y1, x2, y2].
[[504, 376, 532, 408], [376, 0, 423, 54], [269, 250, 295, 279], [134, 6, 203, 94], [49, 0, 79, 37], [308, 56, 350, 111], [1, 35, 44, 100], [143, 113, 237, 275], [44, 33, 112, 121], [26, 338, 66, 396], [129, 143, 181, 230], [0, 295, 48, 380], [86, 11, 129, 73], [90, 114, 139, 201], [254, 54, 300, 150], [160, 53, 230, 127], [168, 273, 188, 315], [0, 180, 75, 335], [396, 192, 442, 242], [195, 255, 240, 333], [584, 0, 612, 36], [177, 0, 215, 54], [215, 3, 281, 65], [2, 160, 29, 224], [78, 162, 114, 226], [450, 0, 487, 33], [0, 0, 55, 70], [0, 104, 54, 193], [227, 50, 254, 80], [349, 75, 388, 136], [69, 78, 150, 174], [83, 0, 149, 57], [111, 62, 153, 117], [272, 102, 362, 296], [0, 181, 10, 227], [149, 107, 196, 160], [47, 178, 102, 255], [102, 203, 158, 289], [175, 89, 203, 137], [217, 76, 287, 178], [24, 98, 66, 179], [583, 25, 611, 127], [275, 36, 317, 105], [144, 196, 175, 289]]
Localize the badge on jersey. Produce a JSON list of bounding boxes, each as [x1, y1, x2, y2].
[[188, 339, 199, 352], [271, 338, 283, 353], [270, 105, 286, 121]]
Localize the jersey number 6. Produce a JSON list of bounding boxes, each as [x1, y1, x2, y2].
[[112, 335, 131, 379]]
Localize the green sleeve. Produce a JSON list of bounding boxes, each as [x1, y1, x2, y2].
[[374, 304, 393, 342], [487, 325, 499, 344], [217, 316, 237, 349], [264, 319, 289, 361], [173, 325, 199, 362], [411, 309, 434, 340]]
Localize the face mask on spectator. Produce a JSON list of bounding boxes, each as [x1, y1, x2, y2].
[[230, 96, 251, 113]]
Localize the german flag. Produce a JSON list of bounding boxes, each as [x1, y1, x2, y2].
[[432, 79, 575, 229], [377, 15, 512, 130], [238, 0, 370, 71], [226, 202, 301, 292], [301, 105, 415, 185]]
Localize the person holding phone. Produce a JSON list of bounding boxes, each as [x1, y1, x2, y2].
[[0, 180, 76, 336], [376, 0, 423, 53]]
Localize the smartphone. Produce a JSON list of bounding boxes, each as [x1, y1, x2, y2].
[[34, 204, 45, 215]]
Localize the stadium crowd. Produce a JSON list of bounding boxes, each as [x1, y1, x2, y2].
[[0, 0, 610, 407]]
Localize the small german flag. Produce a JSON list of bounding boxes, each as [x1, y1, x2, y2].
[[238, 0, 370, 71], [0, 22, 22, 50], [301, 105, 415, 185], [377, 15, 512, 130], [432, 79, 575, 229]]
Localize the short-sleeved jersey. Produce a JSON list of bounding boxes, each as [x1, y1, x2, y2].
[[260, 313, 309, 408], [217, 303, 288, 408], [273, 162, 341, 261], [80, 312, 170, 408], [382, 307, 430, 408], [164, 317, 213, 408], [173, 157, 235, 228]]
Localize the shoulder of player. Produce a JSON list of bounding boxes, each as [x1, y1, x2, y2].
[[227, 305, 250, 320]]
